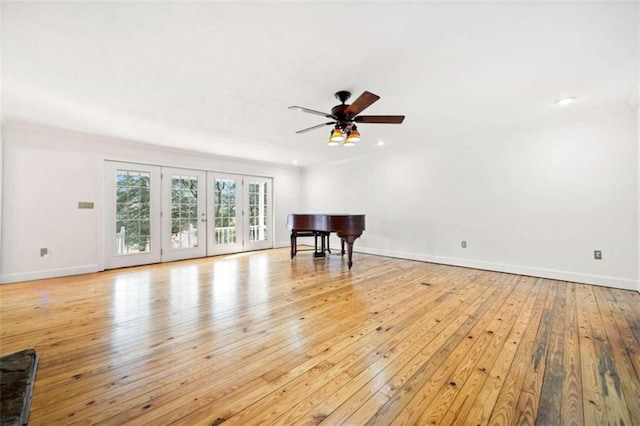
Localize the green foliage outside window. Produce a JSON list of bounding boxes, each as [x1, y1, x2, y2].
[[116, 171, 151, 253]]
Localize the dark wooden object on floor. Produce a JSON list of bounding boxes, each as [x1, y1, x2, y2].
[[0, 349, 38, 426], [287, 213, 366, 269], [289, 230, 331, 258]]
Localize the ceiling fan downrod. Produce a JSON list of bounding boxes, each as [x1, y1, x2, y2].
[[335, 91, 351, 105]]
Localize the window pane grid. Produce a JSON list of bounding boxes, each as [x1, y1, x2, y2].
[[171, 175, 199, 250], [115, 170, 152, 254], [248, 181, 268, 242], [214, 179, 237, 245]]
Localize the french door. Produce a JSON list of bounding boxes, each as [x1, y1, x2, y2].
[[206, 173, 273, 255], [207, 173, 243, 255], [104, 162, 162, 269], [243, 176, 272, 252], [105, 161, 272, 269], [161, 168, 207, 262]]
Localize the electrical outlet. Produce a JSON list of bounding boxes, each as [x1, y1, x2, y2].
[[40, 248, 49, 258], [594, 250, 602, 260], [461, 241, 467, 248]]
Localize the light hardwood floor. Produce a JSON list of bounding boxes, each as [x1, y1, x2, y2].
[[1, 248, 639, 425]]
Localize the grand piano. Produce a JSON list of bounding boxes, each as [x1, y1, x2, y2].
[[286, 214, 366, 269]]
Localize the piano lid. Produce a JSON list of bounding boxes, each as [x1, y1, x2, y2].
[[286, 213, 365, 234]]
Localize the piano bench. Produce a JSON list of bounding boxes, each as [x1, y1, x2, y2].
[[290, 230, 330, 258]]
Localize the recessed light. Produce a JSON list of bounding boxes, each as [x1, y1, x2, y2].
[[377, 141, 385, 146], [292, 159, 298, 165], [555, 97, 576, 106]]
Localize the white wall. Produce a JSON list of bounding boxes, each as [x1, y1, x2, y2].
[[637, 1, 640, 293], [2, 109, 637, 289], [0, 126, 3, 266], [303, 110, 638, 290], [0, 123, 302, 283]]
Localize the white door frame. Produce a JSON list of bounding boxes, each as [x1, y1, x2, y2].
[[207, 172, 244, 256], [104, 161, 162, 269], [105, 163, 274, 268], [244, 176, 273, 252], [161, 167, 207, 262]]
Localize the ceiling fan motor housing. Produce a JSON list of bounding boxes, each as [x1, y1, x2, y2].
[[331, 90, 353, 131], [331, 104, 352, 128], [332, 91, 353, 128]]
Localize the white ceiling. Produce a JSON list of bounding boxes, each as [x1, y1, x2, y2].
[[2, 1, 638, 167]]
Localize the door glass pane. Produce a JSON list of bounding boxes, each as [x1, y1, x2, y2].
[[171, 175, 199, 249], [214, 178, 237, 245], [248, 181, 268, 242], [115, 170, 151, 254]]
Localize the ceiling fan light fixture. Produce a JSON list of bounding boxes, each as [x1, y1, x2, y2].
[[329, 127, 345, 143], [328, 129, 342, 145], [344, 127, 360, 146]]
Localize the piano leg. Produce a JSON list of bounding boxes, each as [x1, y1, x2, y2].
[[341, 239, 345, 256], [290, 232, 296, 259], [341, 236, 357, 269]]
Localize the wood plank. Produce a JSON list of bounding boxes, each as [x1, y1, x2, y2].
[[0, 248, 638, 425], [536, 280, 567, 425], [36, 264, 427, 423], [560, 283, 584, 426], [609, 288, 640, 379], [361, 273, 515, 424], [575, 283, 605, 425], [487, 278, 552, 425], [593, 286, 640, 425], [513, 279, 559, 425], [60, 259, 470, 424], [460, 277, 547, 425], [414, 275, 534, 425], [315, 273, 493, 425], [614, 288, 640, 342], [118, 268, 462, 425], [441, 276, 542, 425], [276, 272, 493, 425], [191, 269, 492, 426], [579, 284, 633, 425]]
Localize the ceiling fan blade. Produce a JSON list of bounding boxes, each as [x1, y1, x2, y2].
[[344, 91, 380, 117], [354, 115, 405, 124], [289, 106, 336, 119], [295, 122, 335, 134]]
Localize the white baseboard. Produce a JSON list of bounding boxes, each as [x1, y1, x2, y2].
[[354, 246, 639, 291], [2, 248, 637, 293], [0, 264, 100, 284]]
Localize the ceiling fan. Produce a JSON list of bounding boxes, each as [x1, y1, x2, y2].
[[289, 90, 405, 146]]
